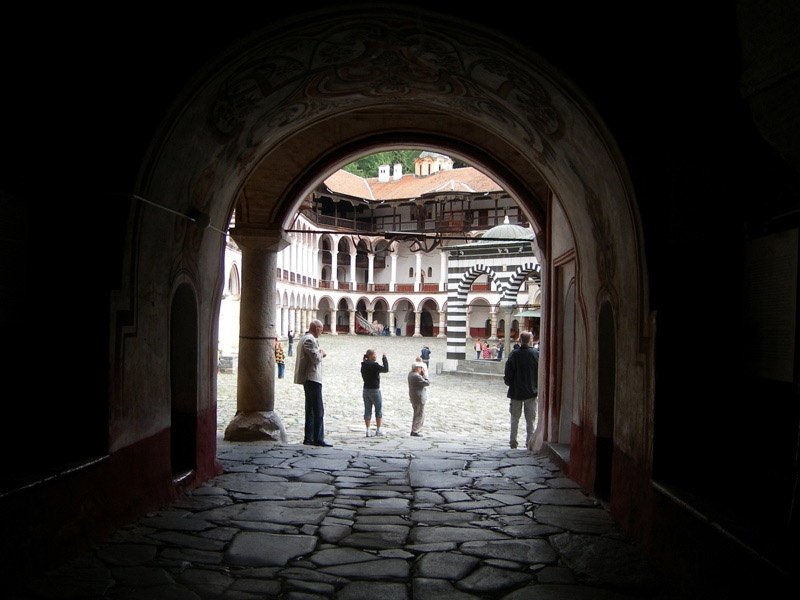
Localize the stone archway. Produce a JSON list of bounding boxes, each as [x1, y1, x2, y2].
[[121, 5, 651, 505]]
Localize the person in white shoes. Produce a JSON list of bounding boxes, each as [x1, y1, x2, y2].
[[360, 349, 389, 437]]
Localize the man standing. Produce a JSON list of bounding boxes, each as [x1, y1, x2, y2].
[[420, 345, 431, 369], [293, 320, 332, 446], [407, 363, 430, 437], [287, 330, 294, 357], [503, 330, 539, 449]]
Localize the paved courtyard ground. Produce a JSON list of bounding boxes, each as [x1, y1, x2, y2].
[[218, 335, 514, 447]]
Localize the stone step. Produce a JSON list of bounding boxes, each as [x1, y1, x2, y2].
[[452, 359, 505, 377]]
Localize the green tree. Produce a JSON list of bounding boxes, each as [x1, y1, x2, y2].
[[343, 150, 423, 178]]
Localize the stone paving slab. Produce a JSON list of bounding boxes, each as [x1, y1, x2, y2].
[[527, 487, 596, 506], [225, 532, 317, 566], [413, 551, 481, 579], [413, 577, 481, 599], [409, 526, 509, 544], [460, 539, 557, 563], [456, 564, 533, 593], [337, 581, 409, 600]]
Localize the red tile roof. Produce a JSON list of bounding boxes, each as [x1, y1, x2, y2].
[[322, 169, 375, 200], [321, 167, 502, 201]]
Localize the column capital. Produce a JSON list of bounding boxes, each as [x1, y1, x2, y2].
[[230, 227, 290, 252]]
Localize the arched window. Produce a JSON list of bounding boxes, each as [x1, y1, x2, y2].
[[427, 266, 433, 278], [409, 267, 414, 278]]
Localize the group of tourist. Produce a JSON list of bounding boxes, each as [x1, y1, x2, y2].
[[358, 343, 433, 439], [473, 338, 505, 361], [278, 323, 539, 450]]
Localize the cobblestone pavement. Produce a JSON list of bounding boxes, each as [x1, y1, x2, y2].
[[12, 335, 694, 599], [15, 440, 689, 600], [218, 335, 512, 445]]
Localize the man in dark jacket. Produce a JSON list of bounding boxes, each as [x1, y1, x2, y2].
[[503, 331, 539, 449], [420, 345, 431, 368]]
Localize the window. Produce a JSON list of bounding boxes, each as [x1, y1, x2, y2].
[[427, 267, 433, 277], [409, 267, 414, 278]]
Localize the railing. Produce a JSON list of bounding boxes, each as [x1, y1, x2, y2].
[[302, 207, 530, 235], [280, 277, 447, 293], [304, 211, 375, 232]]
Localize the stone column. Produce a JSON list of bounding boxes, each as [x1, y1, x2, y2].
[[332, 246, 339, 290], [388, 310, 395, 335], [413, 310, 422, 337], [225, 228, 289, 442], [276, 305, 283, 338], [489, 308, 499, 341], [367, 309, 374, 327], [328, 307, 338, 335], [437, 310, 447, 338], [439, 250, 448, 292], [350, 252, 357, 290], [390, 253, 397, 292], [294, 309, 301, 336], [414, 253, 422, 292], [367, 252, 375, 288], [501, 308, 512, 359], [348, 310, 356, 335]]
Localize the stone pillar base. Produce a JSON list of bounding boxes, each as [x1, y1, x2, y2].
[[436, 332, 446, 338], [412, 333, 422, 337], [224, 411, 287, 442]]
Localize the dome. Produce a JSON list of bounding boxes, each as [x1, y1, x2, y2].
[[480, 216, 534, 242]]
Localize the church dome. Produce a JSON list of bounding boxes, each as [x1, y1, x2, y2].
[[480, 216, 534, 242]]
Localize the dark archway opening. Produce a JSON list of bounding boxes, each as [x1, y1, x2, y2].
[[170, 283, 198, 476], [420, 310, 434, 337]]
